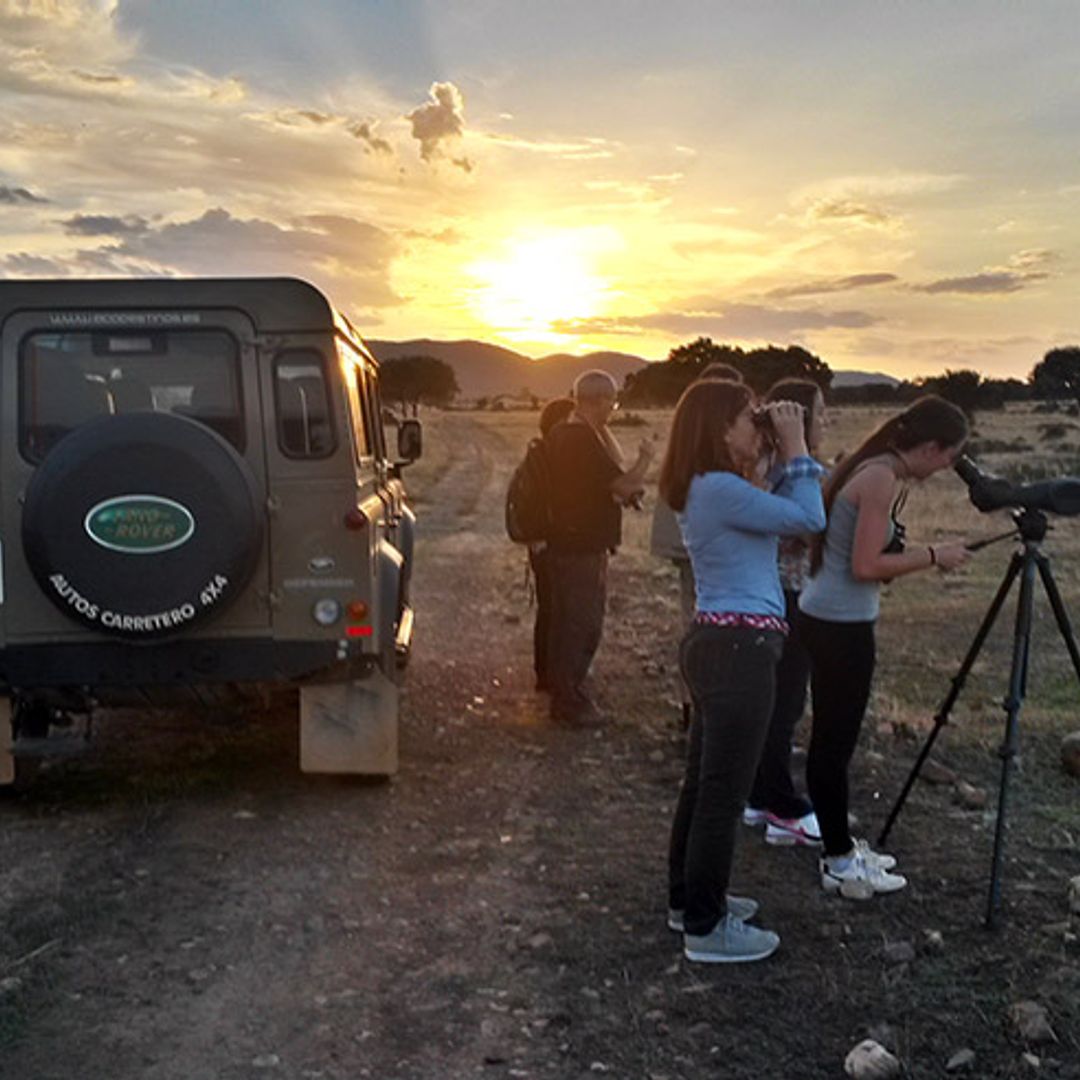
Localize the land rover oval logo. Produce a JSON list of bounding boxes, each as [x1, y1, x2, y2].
[[84, 495, 196, 554]]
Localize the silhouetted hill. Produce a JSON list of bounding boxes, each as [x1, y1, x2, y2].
[[367, 339, 899, 398], [367, 338, 649, 399], [831, 370, 900, 388]]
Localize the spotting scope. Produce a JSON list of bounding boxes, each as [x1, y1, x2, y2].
[[954, 455, 1080, 516]]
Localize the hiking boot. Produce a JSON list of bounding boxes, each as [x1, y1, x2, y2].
[[765, 811, 822, 847], [683, 913, 779, 964], [742, 806, 768, 827], [667, 894, 759, 932], [821, 850, 907, 899]]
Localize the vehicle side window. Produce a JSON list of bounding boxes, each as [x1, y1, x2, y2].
[[19, 330, 242, 461], [274, 350, 336, 458], [339, 345, 373, 462]]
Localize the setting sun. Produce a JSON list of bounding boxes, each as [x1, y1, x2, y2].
[[467, 229, 619, 342]]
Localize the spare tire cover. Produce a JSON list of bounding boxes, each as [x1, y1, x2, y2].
[[22, 412, 264, 640]]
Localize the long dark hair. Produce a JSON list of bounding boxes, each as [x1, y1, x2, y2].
[[811, 394, 969, 571], [659, 379, 753, 511], [766, 378, 822, 445]]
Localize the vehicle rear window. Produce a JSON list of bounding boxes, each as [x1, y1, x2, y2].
[[273, 350, 336, 458], [19, 329, 243, 461]]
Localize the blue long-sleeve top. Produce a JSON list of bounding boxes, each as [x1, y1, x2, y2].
[[677, 457, 826, 618]]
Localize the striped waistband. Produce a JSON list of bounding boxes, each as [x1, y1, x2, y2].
[[693, 611, 789, 635]]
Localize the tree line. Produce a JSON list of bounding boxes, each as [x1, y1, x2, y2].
[[376, 343, 1080, 417]]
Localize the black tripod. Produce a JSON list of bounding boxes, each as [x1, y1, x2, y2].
[[878, 507, 1080, 928]]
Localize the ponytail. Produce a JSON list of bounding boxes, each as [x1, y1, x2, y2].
[[810, 395, 968, 573]]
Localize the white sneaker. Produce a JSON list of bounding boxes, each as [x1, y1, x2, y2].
[[765, 811, 822, 847], [821, 850, 907, 899], [742, 806, 768, 827], [853, 838, 897, 871]]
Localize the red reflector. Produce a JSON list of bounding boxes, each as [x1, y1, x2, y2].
[[346, 625, 373, 638], [344, 509, 366, 531]]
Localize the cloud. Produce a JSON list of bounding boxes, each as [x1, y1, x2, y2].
[[554, 303, 878, 339], [790, 172, 967, 234], [0, 252, 69, 276], [911, 248, 1060, 295], [482, 132, 618, 161], [97, 207, 402, 307], [766, 273, 899, 299], [62, 213, 151, 236], [347, 120, 392, 156], [0, 0, 136, 100], [0, 185, 48, 204], [913, 271, 1038, 295], [406, 81, 470, 169], [798, 172, 967, 201], [1007, 248, 1060, 271], [805, 197, 899, 230]]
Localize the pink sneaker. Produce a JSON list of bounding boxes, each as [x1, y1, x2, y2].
[[764, 811, 822, 847], [742, 806, 768, 827]]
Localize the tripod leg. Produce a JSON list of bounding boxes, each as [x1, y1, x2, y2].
[[986, 551, 1037, 929], [1035, 553, 1080, 687], [878, 552, 1023, 847]]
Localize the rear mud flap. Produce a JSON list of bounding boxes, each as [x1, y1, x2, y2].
[[299, 670, 398, 776]]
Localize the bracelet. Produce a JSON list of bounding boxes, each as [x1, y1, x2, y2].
[[928, 545, 937, 566]]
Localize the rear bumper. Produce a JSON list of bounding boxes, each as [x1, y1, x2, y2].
[[0, 637, 377, 690]]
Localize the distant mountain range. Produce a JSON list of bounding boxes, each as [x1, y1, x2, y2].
[[367, 338, 898, 398]]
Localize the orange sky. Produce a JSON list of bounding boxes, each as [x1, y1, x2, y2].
[[2, 2, 1079, 379]]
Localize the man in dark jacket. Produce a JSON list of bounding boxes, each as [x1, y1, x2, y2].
[[544, 370, 653, 726]]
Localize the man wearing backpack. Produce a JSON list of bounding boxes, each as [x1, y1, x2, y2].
[[544, 370, 653, 727]]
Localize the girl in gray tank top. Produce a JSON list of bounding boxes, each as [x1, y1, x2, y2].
[[798, 397, 972, 900]]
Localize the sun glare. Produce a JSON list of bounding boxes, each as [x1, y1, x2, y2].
[[467, 229, 618, 343]]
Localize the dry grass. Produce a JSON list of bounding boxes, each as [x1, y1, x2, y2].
[[414, 402, 1080, 745]]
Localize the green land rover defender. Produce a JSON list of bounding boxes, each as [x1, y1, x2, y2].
[[0, 277, 420, 783]]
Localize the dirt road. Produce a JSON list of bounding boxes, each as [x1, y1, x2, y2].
[[2, 412, 1078, 1079]]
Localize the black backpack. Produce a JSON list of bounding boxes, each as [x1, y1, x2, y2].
[[505, 436, 553, 543]]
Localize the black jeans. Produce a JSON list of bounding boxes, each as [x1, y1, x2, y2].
[[668, 624, 783, 935], [799, 612, 877, 857], [747, 589, 813, 819], [529, 547, 553, 688], [547, 549, 608, 718]]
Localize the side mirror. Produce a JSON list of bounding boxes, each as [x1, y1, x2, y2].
[[397, 418, 422, 463]]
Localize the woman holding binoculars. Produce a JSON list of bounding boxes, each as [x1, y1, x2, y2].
[[660, 379, 824, 964]]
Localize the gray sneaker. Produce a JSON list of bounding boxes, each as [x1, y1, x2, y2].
[[667, 894, 759, 932], [684, 913, 779, 963]]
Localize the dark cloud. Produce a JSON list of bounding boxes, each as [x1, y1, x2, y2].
[[347, 120, 393, 155], [100, 207, 402, 307], [73, 71, 127, 85], [913, 272, 1041, 295], [0, 252, 69, 276], [62, 213, 152, 237], [554, 303, 878, 339], [406, 81, 466, 163], [767, 273, 898, 299], [0, 185, 48, 204]]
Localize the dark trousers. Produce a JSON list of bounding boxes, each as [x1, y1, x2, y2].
[[668, 624, 783, 935], [799, 612, 877, 857], [747, 589, 813, 819], [529, 547, 553, 688], [547, 549, 608, 718]]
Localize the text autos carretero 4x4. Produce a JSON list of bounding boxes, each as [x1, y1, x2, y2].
[[0, 277, 421, 783]]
